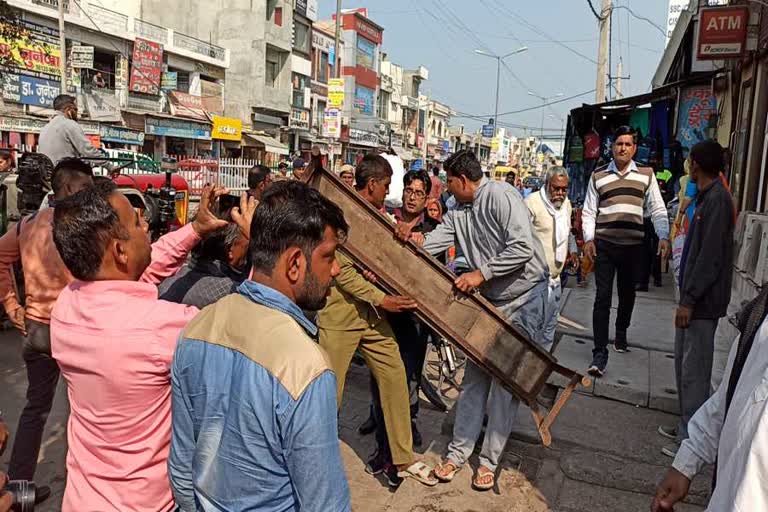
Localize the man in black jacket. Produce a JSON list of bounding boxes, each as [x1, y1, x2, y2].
[[658, 140, 734, 458]]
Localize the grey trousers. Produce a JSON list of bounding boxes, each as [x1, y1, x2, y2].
[[674, 318, 718, 442], [445, 280, 549, 472]]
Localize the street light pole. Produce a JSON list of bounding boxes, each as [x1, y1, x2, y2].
[[475, 47, 527, 136]]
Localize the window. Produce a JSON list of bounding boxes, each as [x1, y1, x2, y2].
[[378, 90, 390, 121], [293, 18, 311, 55], [318, 51, 328, 83], [292, 73, 309, 108], [315, 100, 326, 130], [274, 7, 282, 26], [354, 85, 375, 115], [356, 37, 375, 69], [266, 49, 282, 88]]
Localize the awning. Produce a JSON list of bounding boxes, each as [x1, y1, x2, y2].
[[242, 133, 289, 155], [391, 145, 413, 161]]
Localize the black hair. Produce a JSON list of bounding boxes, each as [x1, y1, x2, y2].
[[248, 164, 271, 189], [432, 167, 440, 177], [0, 149, 12, 160], [250, 180, 348, 274], [51, 157, 93, 195], [690, 140, 724, 177], [613, 125, 638, 144], [354, 154, 393, 190], [278, 162, 288, 170], [443, 149, 483, 181], [52, 184, 128, 281], [404, 169, 432, 196], [53, 94, 77, 112], [192, 223, 242, 263]]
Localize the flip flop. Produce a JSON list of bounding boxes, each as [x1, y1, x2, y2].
[[433, 460, 461, 482], [398, 461, 439, 486], [472, 467, 495, 491]]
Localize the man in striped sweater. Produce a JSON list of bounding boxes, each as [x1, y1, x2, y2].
[[583, 126, 670, 377]]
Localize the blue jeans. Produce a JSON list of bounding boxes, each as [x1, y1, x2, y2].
[[445, 280, 549, 472]]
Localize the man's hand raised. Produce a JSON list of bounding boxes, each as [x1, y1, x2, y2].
[[192, 185, 230, 237], [231, 192, 258, 240], [379, 295, 418, 313]]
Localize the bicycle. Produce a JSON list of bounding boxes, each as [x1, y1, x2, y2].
[[420, 334, 467, 412]]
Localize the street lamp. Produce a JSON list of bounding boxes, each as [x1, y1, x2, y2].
[[529, 91, 563, 153], [474, 47, 528, 135]]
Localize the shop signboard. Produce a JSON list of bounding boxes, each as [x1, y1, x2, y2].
[[83, 89, 122, 122], [145, 116, 211, 140], [0, 116, 47, 133], [201, 80, 224, 114], [100, 125, 145, 146], [295, 0, 308, 17], [71, 45, 94, 68], [306, 0, 318, 21], [0, 19, 61, 81], [349, 128, 378, 147], [168, 90, 208, 121], [482, 124, 495, 138], [328, 78, 345, 108], [666, 0, 690, 45], [442, 140, 450, 152], [322, 108, 341, 138], [676, 85, 717, 152], [129, 38, 163, 95], [211, 115, 242, 141], [697, 6, 749, 59], [1, 73, 60, 107], [290, 108, 311, 130], [353, 85, 374, 115], [161, 71, 178, 90]]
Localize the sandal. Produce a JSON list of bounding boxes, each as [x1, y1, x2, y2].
[[398, 461, 439, 486], [472, 466, 495, 491], [433, 460, 461, 482]]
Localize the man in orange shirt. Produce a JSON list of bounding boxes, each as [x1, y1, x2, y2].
[[0, 158, 93, 492]]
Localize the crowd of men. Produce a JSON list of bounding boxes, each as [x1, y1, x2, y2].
[[0, 95, 763, 512]]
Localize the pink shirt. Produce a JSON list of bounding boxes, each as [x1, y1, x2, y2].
[[51, 224, 200, 512]]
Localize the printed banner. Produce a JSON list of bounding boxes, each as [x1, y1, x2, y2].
[[83, 89, 122, 122], [0, 19, 61, 81], [129, 38, 163, 95], [328, 78, 345, 108], [676, 85, 717, 152], [322, 108, 341, 138], [71, 45, 94, 68]]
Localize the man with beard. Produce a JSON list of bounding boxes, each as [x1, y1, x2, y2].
[[50, 183, 235, 512], [525, 166, 578, 348], [38, 95, 105, 165], [169, 181, 351, 511]]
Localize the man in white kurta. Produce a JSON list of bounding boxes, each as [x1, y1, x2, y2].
[[652, 290, 768, 511]]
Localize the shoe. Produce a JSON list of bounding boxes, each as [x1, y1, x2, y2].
[[588, 353, 607, 377], [34, 485, 51, 505], [412, 422, 423, 448], [661, 443, 679, 458], [635, 283, 649, 292], [357, 414, 377, 436], [613, 331, 629, 353], [365, 451, 387, 476], [657, 425, 678, 440], [383, 463, 404, 488]]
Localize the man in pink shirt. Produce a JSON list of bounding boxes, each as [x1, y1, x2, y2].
[[50, 182, 247, 512]]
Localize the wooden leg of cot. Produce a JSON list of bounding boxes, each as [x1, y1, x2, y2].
[[531, 374, 591, 446]]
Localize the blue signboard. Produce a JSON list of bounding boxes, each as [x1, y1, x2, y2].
[[482, 124, 495, 138], [354, 85, 375, 115], [100, 125, 145, 145], [1, 73, 60, 108], [145, 116, 211, 140], [441, 140, 450, 152], [676, 85, 717, 153]]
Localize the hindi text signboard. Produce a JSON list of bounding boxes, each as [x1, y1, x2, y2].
[[129, 38, 163, 95]]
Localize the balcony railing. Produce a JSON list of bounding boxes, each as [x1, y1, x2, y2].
[[88, 4, 128, 33], [31, 0, 69, 13], [173, 32, 226, 62], [134, 18, 169, 45]]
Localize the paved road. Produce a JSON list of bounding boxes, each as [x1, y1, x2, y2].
[[0, 273, 712, 511]]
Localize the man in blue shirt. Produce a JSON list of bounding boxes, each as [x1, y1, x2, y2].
[[169, 181, 351, 511]]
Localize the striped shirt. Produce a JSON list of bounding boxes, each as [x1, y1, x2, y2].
[[582, 159, 669, 245]]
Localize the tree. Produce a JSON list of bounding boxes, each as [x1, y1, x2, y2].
[[0, 1, 30, 75]]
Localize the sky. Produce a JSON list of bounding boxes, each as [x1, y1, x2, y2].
[[317, 0, 670, 142]]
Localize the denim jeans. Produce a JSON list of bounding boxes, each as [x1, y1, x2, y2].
[[9, 320, 59, 481], [445, 280, 549, 472], [543, 279, 562, 348]]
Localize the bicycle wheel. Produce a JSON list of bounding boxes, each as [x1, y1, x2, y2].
[[421, 341, 466, 411]]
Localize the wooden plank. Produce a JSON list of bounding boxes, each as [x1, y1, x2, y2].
[[307, 166, 584, 411]]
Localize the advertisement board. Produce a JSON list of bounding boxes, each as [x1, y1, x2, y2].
[[697, 6, 749, 60], [168, 91, 208, 121], [1, 73, 60, 107], [145, 116, 211, 139], [211, 115, 242, 141], [354, 85, 375, 115], [356, 37, 375, 69], [676, 86, 717, 152], [161, 71, 178, 90], [83, 89, 122, 122], [100, 125, 145, 146], [129, 38, 163, 95], [71, 45, 94, 68], [328, 78, 345, 108], [322, 108, 342, 138], [0, 19, 61, 80], [666, 0, 691, 45]]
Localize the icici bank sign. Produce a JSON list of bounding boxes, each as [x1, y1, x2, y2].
[[697, 6, 749, 60]]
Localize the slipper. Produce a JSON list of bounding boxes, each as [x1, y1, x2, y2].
[[472, 467, 495, 491], [398, 461, 439, 486], [433, 460, 461, 482]]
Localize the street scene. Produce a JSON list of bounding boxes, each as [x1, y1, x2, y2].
[[0, 0, 766, 511]]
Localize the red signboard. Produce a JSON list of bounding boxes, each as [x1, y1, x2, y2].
[[129, 38, 163, 95], [342, 12, 382, 44], [697, 6, 749, 60], [168, 91, 208, 121]]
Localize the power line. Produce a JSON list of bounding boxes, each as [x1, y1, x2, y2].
[[456, 89, 596, 119], [613, 5, 665, 36], [586, 0, 606, 21]]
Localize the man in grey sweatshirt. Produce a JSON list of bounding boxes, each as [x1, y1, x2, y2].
[[38, 95, 105, 166], [398, 149, 549, 490]]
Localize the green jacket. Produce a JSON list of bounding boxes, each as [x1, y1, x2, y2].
[[317, 252, 386, 331]]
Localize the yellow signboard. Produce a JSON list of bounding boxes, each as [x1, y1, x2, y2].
[[0, 19, 61, 81], [328, 78, 345, 108], [211, 115, 242, 141]]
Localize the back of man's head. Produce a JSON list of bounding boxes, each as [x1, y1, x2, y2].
[[51, 157, 93, 198], [192, 222, 242, 264], [444, 150, 483, 181], [690, 140, 724, 177], [354, 154, 393, 190], [249, 180, 348, 276], [248, 164, 272, 190], [53, 94, 76, 112]]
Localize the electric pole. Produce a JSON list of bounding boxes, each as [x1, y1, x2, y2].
[[58, 0, 67, 86], [595, 0, 611, 104], [422, 93, 430, 169], [333, 0, 342, 79], [616, 58, 623, 99]]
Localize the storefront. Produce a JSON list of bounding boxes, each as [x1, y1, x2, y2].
[[241, 132, 290, 165], [0, 115, 100, 151], [343, 126, 378, 164], [144, 115, 212, 158]]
